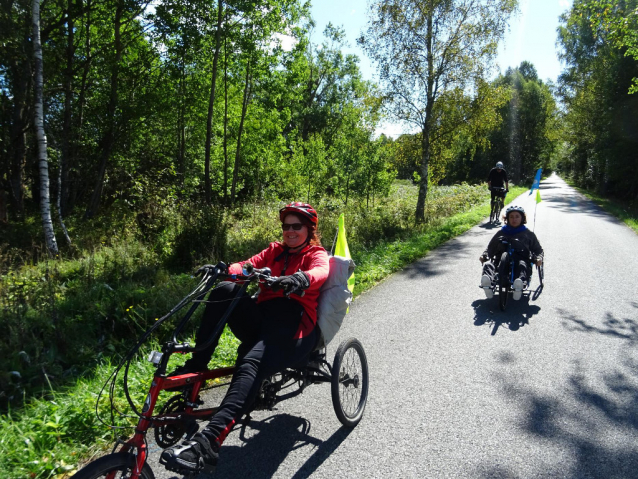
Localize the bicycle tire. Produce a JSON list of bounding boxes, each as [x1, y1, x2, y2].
[[538, 262, 544, 286], [71, 453, 155, 479], [331, 337, 369, 427], [498, 252, 510, 311], [494, 197, 504, 224]]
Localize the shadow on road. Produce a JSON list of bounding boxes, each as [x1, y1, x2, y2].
[[542, 193, 626, 227], [403, 237, 474, 279], [471, 293, 542, 335], [478, 221, 501, 230], [557, 307, 638, 342], [212, 413, 352, 479], [480, 353, 638, 478]]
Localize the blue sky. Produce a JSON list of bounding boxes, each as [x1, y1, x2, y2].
[[309, 0, 573, 137]]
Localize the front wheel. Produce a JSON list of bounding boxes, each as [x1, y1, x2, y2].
[[498, 252, 510, 311], [537, 262, 544, 286], [331, 338, 369, 427], [495, 198, 504, 223], [71, 453, 155, 479]]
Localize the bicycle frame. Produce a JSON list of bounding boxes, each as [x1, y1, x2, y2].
[[103, 266, 260, 478], [115, 366, 236, 479], [499, 238, 534, 288], [99, 264, 318, 479]]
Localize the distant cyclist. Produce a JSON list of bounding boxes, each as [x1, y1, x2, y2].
[[487, 161, 509, 224]]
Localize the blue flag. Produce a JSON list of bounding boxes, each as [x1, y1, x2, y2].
[[529, 168, 542, 195]]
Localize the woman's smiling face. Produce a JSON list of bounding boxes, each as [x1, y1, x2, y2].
[[282, 214, 309, 249]]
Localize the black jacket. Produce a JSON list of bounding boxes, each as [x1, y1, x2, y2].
[[487, 168, 508, 187], [483, 227, 544, 262]]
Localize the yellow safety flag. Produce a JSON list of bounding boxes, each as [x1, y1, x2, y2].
[[536, 189, 542, 204], [334, 213, 355, 294]]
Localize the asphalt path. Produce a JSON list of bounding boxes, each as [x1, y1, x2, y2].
[[146, 174, 638, 479]]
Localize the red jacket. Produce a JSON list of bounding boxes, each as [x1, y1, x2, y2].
[[228, 242, 329, 338]]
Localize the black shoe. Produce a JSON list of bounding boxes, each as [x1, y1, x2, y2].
[[160, 434, 218, 474]]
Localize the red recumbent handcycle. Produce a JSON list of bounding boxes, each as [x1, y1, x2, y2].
[[71, 263, 369, 479]]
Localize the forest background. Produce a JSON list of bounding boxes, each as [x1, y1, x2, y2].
[[0, 0, 637, 477]]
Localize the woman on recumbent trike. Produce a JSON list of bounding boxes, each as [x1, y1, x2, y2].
[[479, 205, 544, 301], [160, 202, 329, 475]]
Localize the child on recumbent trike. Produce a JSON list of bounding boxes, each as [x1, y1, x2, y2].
[[479, 205, 544, 300]]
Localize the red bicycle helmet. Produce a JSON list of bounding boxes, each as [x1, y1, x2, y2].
[[279, 202, 318, 227]]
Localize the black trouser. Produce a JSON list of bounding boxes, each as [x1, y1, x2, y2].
[[191, 282, 317, 447], [483, 255, 530, 284]]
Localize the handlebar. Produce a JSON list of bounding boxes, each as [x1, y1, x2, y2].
[[223, 263, 305, 297]]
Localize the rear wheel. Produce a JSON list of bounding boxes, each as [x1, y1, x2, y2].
[[71, 453, 155, 479], [498, 252, 510, 311], [331, 338, 369, 427]]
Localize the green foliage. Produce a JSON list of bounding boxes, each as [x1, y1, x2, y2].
[[578, 0, 638, 93], [557, 0, 638, 200], [359, 0, 518, 221]]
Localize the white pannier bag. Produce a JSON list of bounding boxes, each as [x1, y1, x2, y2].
[[316, 255, 355, 347]]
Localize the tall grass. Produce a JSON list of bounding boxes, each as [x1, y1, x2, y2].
[[0, 181, 520, 478]]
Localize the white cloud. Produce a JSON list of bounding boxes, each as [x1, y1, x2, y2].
[[558, 0, 571, 8], [274, 33, 298, 52], [374, 121, 418, 139]]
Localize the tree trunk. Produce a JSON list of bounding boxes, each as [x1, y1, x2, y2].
[[415, 11, 435, 224], [204, 0, 224, 204], [223, 31, 229, 205], [32, 0, 59, 255], [415, 126, 431, 223], [9, 56, 30, 219], [177, 52, 186, 187], [69, 0, 91, 211], [60, 0, 74, 216], [85, 0, 122, 219], [230, 60, 252, 205], [57, 158, 72, 245]]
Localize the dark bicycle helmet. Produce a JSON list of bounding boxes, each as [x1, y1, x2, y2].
[[279, 202, 318, 227], [496, 161, 504, 169], [505, 205, 527, 224]]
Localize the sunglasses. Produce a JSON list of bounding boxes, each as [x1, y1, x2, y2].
[[282, 223, 304, 231]]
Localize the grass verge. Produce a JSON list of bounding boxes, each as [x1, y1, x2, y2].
[[565, 181, 638, 234]]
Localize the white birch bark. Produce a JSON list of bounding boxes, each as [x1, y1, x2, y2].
[[32, 0, 59, 255]]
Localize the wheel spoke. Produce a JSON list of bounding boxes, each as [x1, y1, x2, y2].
[[338, 347, 363, 417]]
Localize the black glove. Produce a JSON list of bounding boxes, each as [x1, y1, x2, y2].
[[195, 261, 227, 276], [270, 271, 310, 294]]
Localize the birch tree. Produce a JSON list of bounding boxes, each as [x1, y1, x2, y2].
[[360, 0, 517, 222], [32, 0, 59, 254]]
